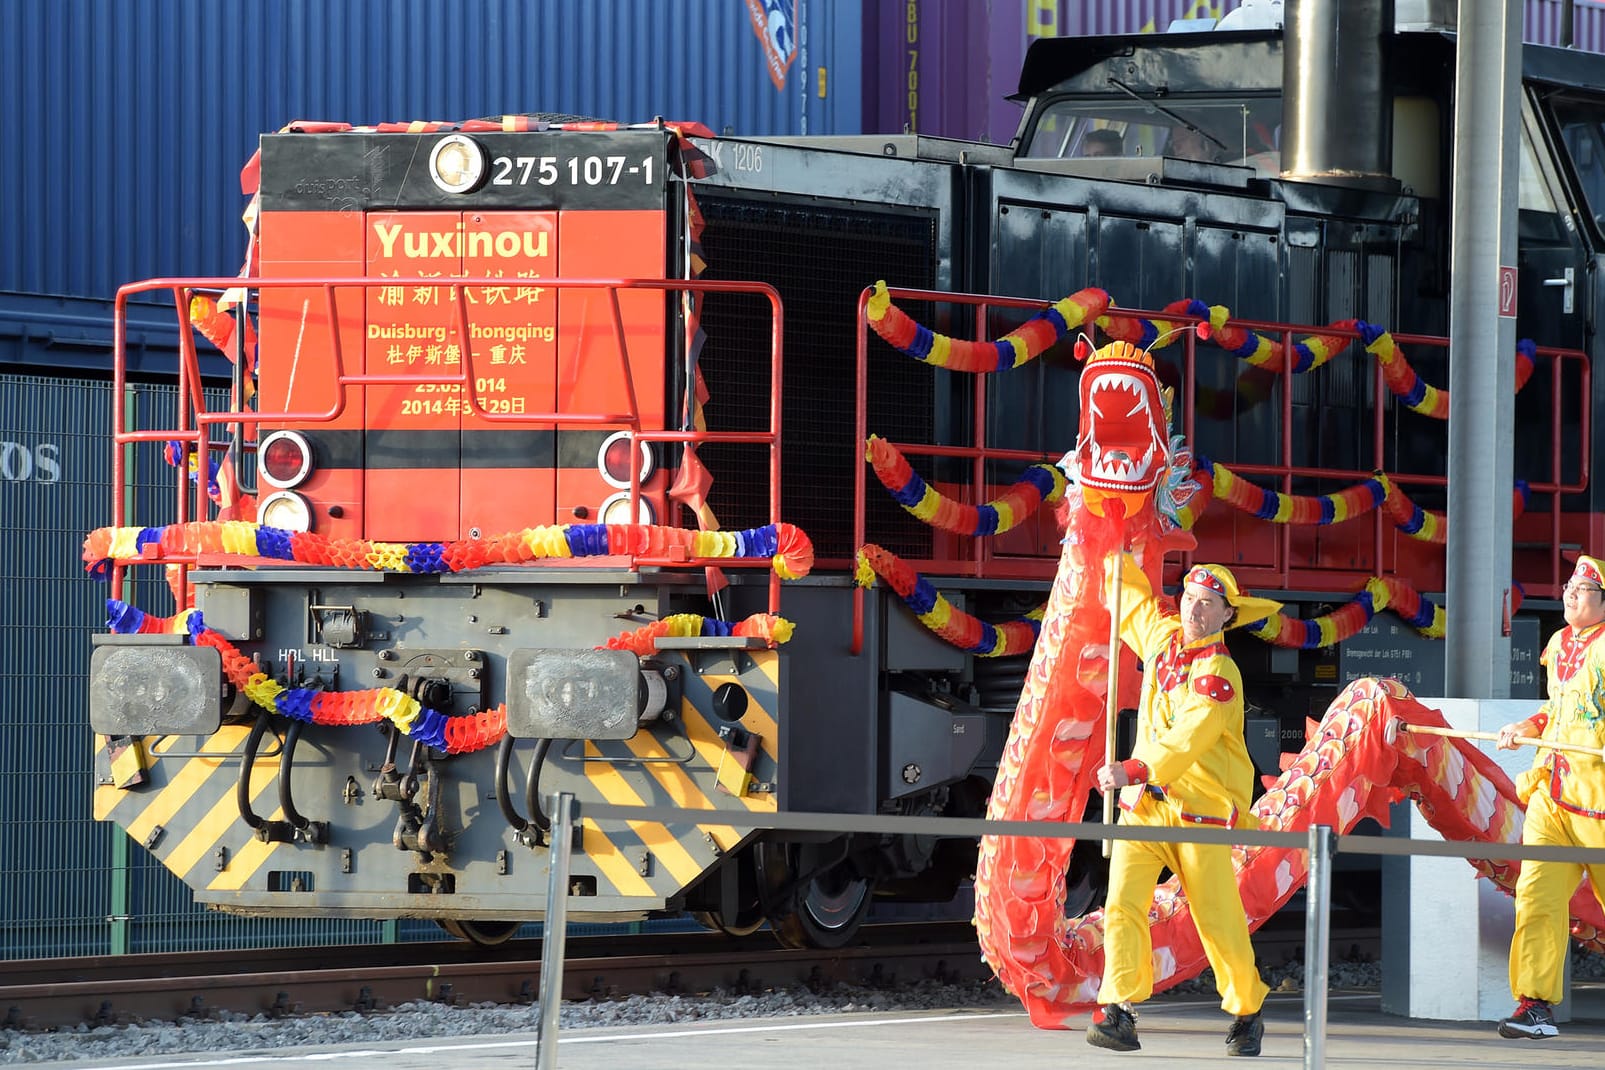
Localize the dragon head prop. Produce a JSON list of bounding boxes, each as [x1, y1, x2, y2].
[[1065, 339, 1172, 520]]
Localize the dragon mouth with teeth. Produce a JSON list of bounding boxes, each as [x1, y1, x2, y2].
[[1074, 342, 1168, 505]]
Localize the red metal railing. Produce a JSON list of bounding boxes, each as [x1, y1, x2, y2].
[[851, 285, 1590, 655], [110, 276, 787, 612]]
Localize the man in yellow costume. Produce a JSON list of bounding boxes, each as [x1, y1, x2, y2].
[[1087, 557, 1279, 1056], [1494, 554, 1605, 1041]]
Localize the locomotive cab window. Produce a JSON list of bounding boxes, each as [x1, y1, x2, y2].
[[1517, 108, 1568, 245], [1020, 96, 1283, 175], [1549, 95, 1605, 240]]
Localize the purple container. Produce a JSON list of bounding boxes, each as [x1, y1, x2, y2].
[[861, 1, 1263, 146], [1526, 0, 1605, 51], [862, 0, 1032, 144], [860, 1, 1605, 148]]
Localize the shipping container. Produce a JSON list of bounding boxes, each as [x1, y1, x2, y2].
[[8, 0, 1599, 306], [1528, 0, 1605, 50], [0, 0, 863, 304], [869, 1, 1605, 148]]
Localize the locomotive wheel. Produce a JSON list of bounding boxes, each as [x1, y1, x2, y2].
[[764, 843, 875, 950], [435, 919, 522, 946]]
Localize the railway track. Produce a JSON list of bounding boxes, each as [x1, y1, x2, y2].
[[0, 923, 988, 1031], [0, 920, 1380, 1032]]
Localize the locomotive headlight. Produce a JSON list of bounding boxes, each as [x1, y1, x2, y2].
[[258, 490, 314, 532], [429, 134, 486, 194], [504, 649, 674, 741], [258, 430, 313, 488], [599, 492, 656, 526], [597, 430, 656, 489]]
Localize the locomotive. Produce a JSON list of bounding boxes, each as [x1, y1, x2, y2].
[[87, 10, 1604, 948]]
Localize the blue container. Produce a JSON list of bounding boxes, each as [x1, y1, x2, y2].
[[0, 0, 863, 302]]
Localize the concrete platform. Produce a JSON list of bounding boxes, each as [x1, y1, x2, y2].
[[541, 986, 1605, 1069], [97, 982, 1605, 1070]]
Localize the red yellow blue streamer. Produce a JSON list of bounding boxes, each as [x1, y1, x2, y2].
[[865, 435, 1066, 536], [1191, 305, 1357, 373], [105, 600, 506, 754], [846, 547, 1445, 654], [866, 281, 1111, 372], [82, 520, 814, 582], [1184, 460, 1528, 545], [867, 286, 1543, 417], [854, 544, 1043, 657], [1249, 577, 1446, 647], [106, 601, 800, 748], [1361, 324, 1538, 419], [603, 613, 794, 655]]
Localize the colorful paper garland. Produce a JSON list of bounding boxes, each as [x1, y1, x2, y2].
[[105, 601, 799, 750], [854, 543, 1043, 657], [1249, 576, 1447, 646], [1361, 324, 1538, 419], [1186, 459, 1528, 545], [851, 545, 1447, 653], [83, 520, 815, 582], [864, 435, 1066, 536], [867, 286, 1542, 413], [603, 613, 794, 655], [105, 601, 506, 754], [866, 280, 1110, 372]]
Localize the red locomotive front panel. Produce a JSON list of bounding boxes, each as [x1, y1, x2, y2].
[[460, 211, 561, 538], [365, 209, 465, 540], [257, 210, 368, 540], [253, 129, 674, 544], [553, 208, 668, 530]]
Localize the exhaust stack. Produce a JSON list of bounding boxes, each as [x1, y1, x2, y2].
[[1281, 0, 1399, 189]]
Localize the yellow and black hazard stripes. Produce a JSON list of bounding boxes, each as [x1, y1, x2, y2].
[[565, 649, 785, 903], [577, 741, 703, 897], [93, 725, 303, 894], [89, 648, 792, 914], [197, 763, 288, 892], [95, 727, 249, 828]]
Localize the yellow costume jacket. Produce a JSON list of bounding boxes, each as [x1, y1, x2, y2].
[[1518, 621, 1605, 817], [1110, 557, 1256, 827]]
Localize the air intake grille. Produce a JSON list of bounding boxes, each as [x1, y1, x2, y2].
[[693, 196, 938, 560]]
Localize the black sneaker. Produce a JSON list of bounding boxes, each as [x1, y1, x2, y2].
[[1086, 1002, 1141, 1052], [1225, 1011, 1264, 1056], [1498, 997, 1558, 1039]]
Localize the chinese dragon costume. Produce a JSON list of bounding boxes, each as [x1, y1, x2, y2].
[[966, 337, 1605, 1030]]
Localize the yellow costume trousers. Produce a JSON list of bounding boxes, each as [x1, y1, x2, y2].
[[1509, 790, 1605, 1004], [1098, 795, 1268, 1016]]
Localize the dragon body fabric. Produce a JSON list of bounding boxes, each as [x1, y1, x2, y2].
[[971, 343, 1605, 1030]]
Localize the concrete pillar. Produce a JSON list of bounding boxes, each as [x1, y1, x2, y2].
[[1380, 697, 1571, 1021]]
